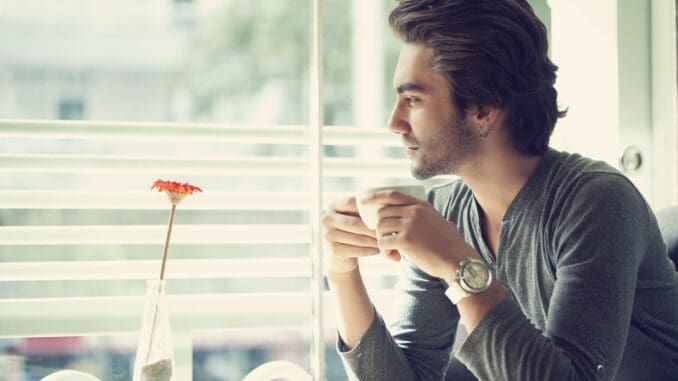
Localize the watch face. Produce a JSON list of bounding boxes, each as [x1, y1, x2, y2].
[[461, 261, 490, 291]]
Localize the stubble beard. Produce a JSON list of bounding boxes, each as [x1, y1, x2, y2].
[[411, 116, 479, 180]]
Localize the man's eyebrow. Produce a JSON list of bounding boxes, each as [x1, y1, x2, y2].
[[396, 82, 428, 94]]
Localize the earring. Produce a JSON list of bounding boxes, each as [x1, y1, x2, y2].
[[479, 128, 490, 139]]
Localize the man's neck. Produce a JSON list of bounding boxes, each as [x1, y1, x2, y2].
[[460, 146, 543, 227]]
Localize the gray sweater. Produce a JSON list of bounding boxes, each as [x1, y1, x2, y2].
[[338, 148, 678, 380]]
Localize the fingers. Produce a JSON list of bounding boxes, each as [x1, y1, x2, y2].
[[371, 204, 419, 238], [370, 200, 428, 228], [324, 228, 378, 249], [375, 229, 400, 252], [373, 218, 401, 237], [321, 201, 380, 264], [323, 230, 379, 274], [374, 214, 419, 254], [322, 196, 406, 273], [321, 207, 373, 236], [326, 241, 381, 258]]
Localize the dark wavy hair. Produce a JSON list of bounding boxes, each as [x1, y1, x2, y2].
[[389, 0, 567, 155]]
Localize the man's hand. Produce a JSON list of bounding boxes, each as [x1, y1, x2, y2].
[[321, 196, 384, 274], [360, 190, 479, 281]]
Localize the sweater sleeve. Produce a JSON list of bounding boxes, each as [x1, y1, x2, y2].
[[338, 256, 460, 380], [456, 173, 648, 380]]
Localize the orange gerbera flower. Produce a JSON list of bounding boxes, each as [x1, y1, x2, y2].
[[151, 180, 202, 206], [151, 179, 202, 280]]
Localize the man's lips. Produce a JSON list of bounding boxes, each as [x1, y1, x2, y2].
[[403, 138, 418, 155]]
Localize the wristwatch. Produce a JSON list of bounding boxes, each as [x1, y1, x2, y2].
[[445, 258, 492, 305]]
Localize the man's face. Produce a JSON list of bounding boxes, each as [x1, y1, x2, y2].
[[388, 43, 479, 179]]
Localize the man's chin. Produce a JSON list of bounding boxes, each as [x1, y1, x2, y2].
[[410, 163, 435, 180], [410, 159, 458, 179]]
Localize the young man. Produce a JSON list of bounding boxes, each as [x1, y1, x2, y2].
[[321, 0, 678, 380]]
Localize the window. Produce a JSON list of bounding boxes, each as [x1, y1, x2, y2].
[[0, 1, 438, 379]]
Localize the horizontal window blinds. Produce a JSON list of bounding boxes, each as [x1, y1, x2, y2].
[[0, 119, 406, 337]]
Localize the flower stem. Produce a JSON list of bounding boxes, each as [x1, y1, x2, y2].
[[160, 204, 176, 281]]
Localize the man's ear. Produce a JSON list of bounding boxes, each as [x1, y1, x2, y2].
[[465, 104, 501, 136]]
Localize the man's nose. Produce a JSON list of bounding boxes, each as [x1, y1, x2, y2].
[[387, 103, 410, 135]]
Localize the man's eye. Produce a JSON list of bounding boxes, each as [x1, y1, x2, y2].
[[405, 97, 419, 106]]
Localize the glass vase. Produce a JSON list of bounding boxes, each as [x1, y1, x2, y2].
[[133, 280, 175, 381]]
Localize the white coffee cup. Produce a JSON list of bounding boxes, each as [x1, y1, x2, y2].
[[355, 184, 426, 229]]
